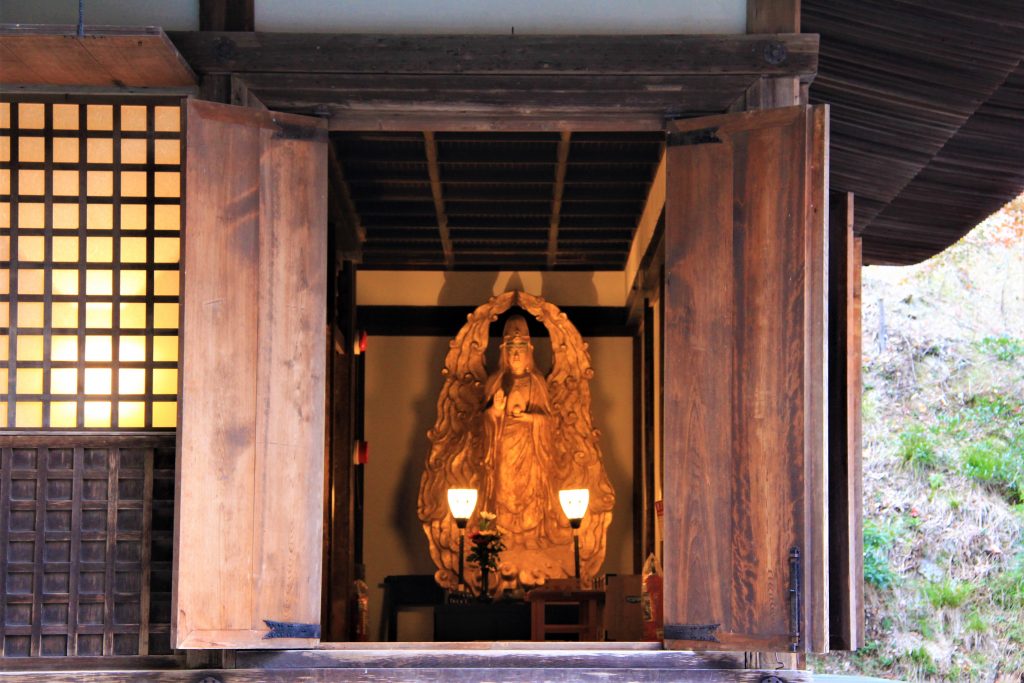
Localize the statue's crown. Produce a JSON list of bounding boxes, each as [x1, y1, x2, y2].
[[502, 315, 530, 342]]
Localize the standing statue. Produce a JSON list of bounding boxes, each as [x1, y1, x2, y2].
[[418, 291, 614, 595]]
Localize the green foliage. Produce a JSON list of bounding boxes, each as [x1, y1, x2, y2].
[[922, 578, 973, 609], [898, 424, 941, 470], [905, 646, 939, 676], [863, 518, 899, 589], [960, 437, 1024, 504], [913, 613, 937, 638], [964, 611, 986, 633], [989, 554, 1024, 611], [976, 335, 1024, 362]]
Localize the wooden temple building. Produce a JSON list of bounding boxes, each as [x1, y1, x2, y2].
[[0, 0, 1022, 680]]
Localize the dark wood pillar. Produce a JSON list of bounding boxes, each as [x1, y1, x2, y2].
[[324, 261, 358, 642], [827, 191, 864, 650]]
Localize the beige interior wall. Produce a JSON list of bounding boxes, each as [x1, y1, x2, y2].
[[364, 334, 633, 641]]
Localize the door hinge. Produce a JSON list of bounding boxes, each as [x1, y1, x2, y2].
[[788, 546, 802, 652], [667, 127, 722, 147], [263, 619, 320, 639]]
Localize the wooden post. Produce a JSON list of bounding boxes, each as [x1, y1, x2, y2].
[[199, 0, 255, 32], [746, 0, 803, 109]]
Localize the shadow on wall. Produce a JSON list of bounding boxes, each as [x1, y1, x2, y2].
[[435, 271, 603, 307], [388, 337, 451, 578]]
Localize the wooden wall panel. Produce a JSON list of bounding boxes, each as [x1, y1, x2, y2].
[[0, 439, 175, 658], [662, 106, 828, 652], [174, 99, 327, 649]]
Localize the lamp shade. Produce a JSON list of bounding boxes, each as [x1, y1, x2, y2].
[[447, 488, 478, 520], [558, 488, 590, 521]]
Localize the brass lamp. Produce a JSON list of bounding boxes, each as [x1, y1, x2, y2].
[[447, 488, 478, 590], [558, 488, 590, 584]]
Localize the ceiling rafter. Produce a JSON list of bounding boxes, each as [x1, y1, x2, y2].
[[546, 131, 572, 267], [423, 131, 454, 268]]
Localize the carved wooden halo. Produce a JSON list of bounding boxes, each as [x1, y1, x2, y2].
[[423, 289, 612, 588], [440, 290, 595, 393]]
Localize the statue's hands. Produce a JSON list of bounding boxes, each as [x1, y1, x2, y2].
[[510, 405, 533, 422]]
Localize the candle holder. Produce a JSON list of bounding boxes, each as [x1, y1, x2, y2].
[[558, 488, 590, 585], [446, 488, 478, 591]]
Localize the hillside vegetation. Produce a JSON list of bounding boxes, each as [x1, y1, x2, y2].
[[813, 195, 1024, 681]]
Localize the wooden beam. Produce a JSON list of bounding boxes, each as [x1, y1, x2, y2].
[[329, 112, 669, 133], [0, 667, 810, 682], [0, 25, 196, 88], [199, 0, 255, 32], [624, 149, 666, 303], [327, 143, 365, 260], [230, 74, 267, 109], [168, 32, 818, 77], [423, 131, 454, 268], [240, 72, 758, 118], [547, 131, 572, 267]]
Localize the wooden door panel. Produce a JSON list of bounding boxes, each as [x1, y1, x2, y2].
[[173, 99, 328, 649], [828, 192, 865, 650], [662, 105, 829, 652]]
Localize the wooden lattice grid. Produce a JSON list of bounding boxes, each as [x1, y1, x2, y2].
[[0, 96, 182, 430]]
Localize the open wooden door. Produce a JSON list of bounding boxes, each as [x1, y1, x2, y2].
[[662, 105, 830, 653], [828, 192, 864, 650], [172, 100, 328, 648]]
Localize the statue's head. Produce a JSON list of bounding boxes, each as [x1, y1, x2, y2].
[[501, 315, 533, 376]]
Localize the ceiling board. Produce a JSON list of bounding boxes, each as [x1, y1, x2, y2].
[[0, 25, 196, 88]]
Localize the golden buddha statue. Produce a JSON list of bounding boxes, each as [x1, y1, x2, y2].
[[418, 291, 614, 594]]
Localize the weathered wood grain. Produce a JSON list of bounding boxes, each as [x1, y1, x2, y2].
[[0, 667, 811, 682], [663, 106, 829, 653], [168, 32, 818, 77], [252, 108, 328, 646], [0, 27, 195, 88], [663, 138, 734, 647], [746, 0, 801, 108], [849, 236, 864, 649], [238, 647, 742, 669], [175, 100, 327, 649], [804, 105, 829, 654], [176, 99, 262, 649]]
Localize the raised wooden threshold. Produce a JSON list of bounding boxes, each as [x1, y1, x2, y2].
[[0, 644, 810, 682]]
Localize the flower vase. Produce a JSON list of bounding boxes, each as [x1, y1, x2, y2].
[[478, 565, 492, 602]]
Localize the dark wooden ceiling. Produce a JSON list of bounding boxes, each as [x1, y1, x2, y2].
[[804, 0, 1024, 265], [166, 31, 815, 271], [162, 18, 1023, 269], [337, 131, 663, 270]]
